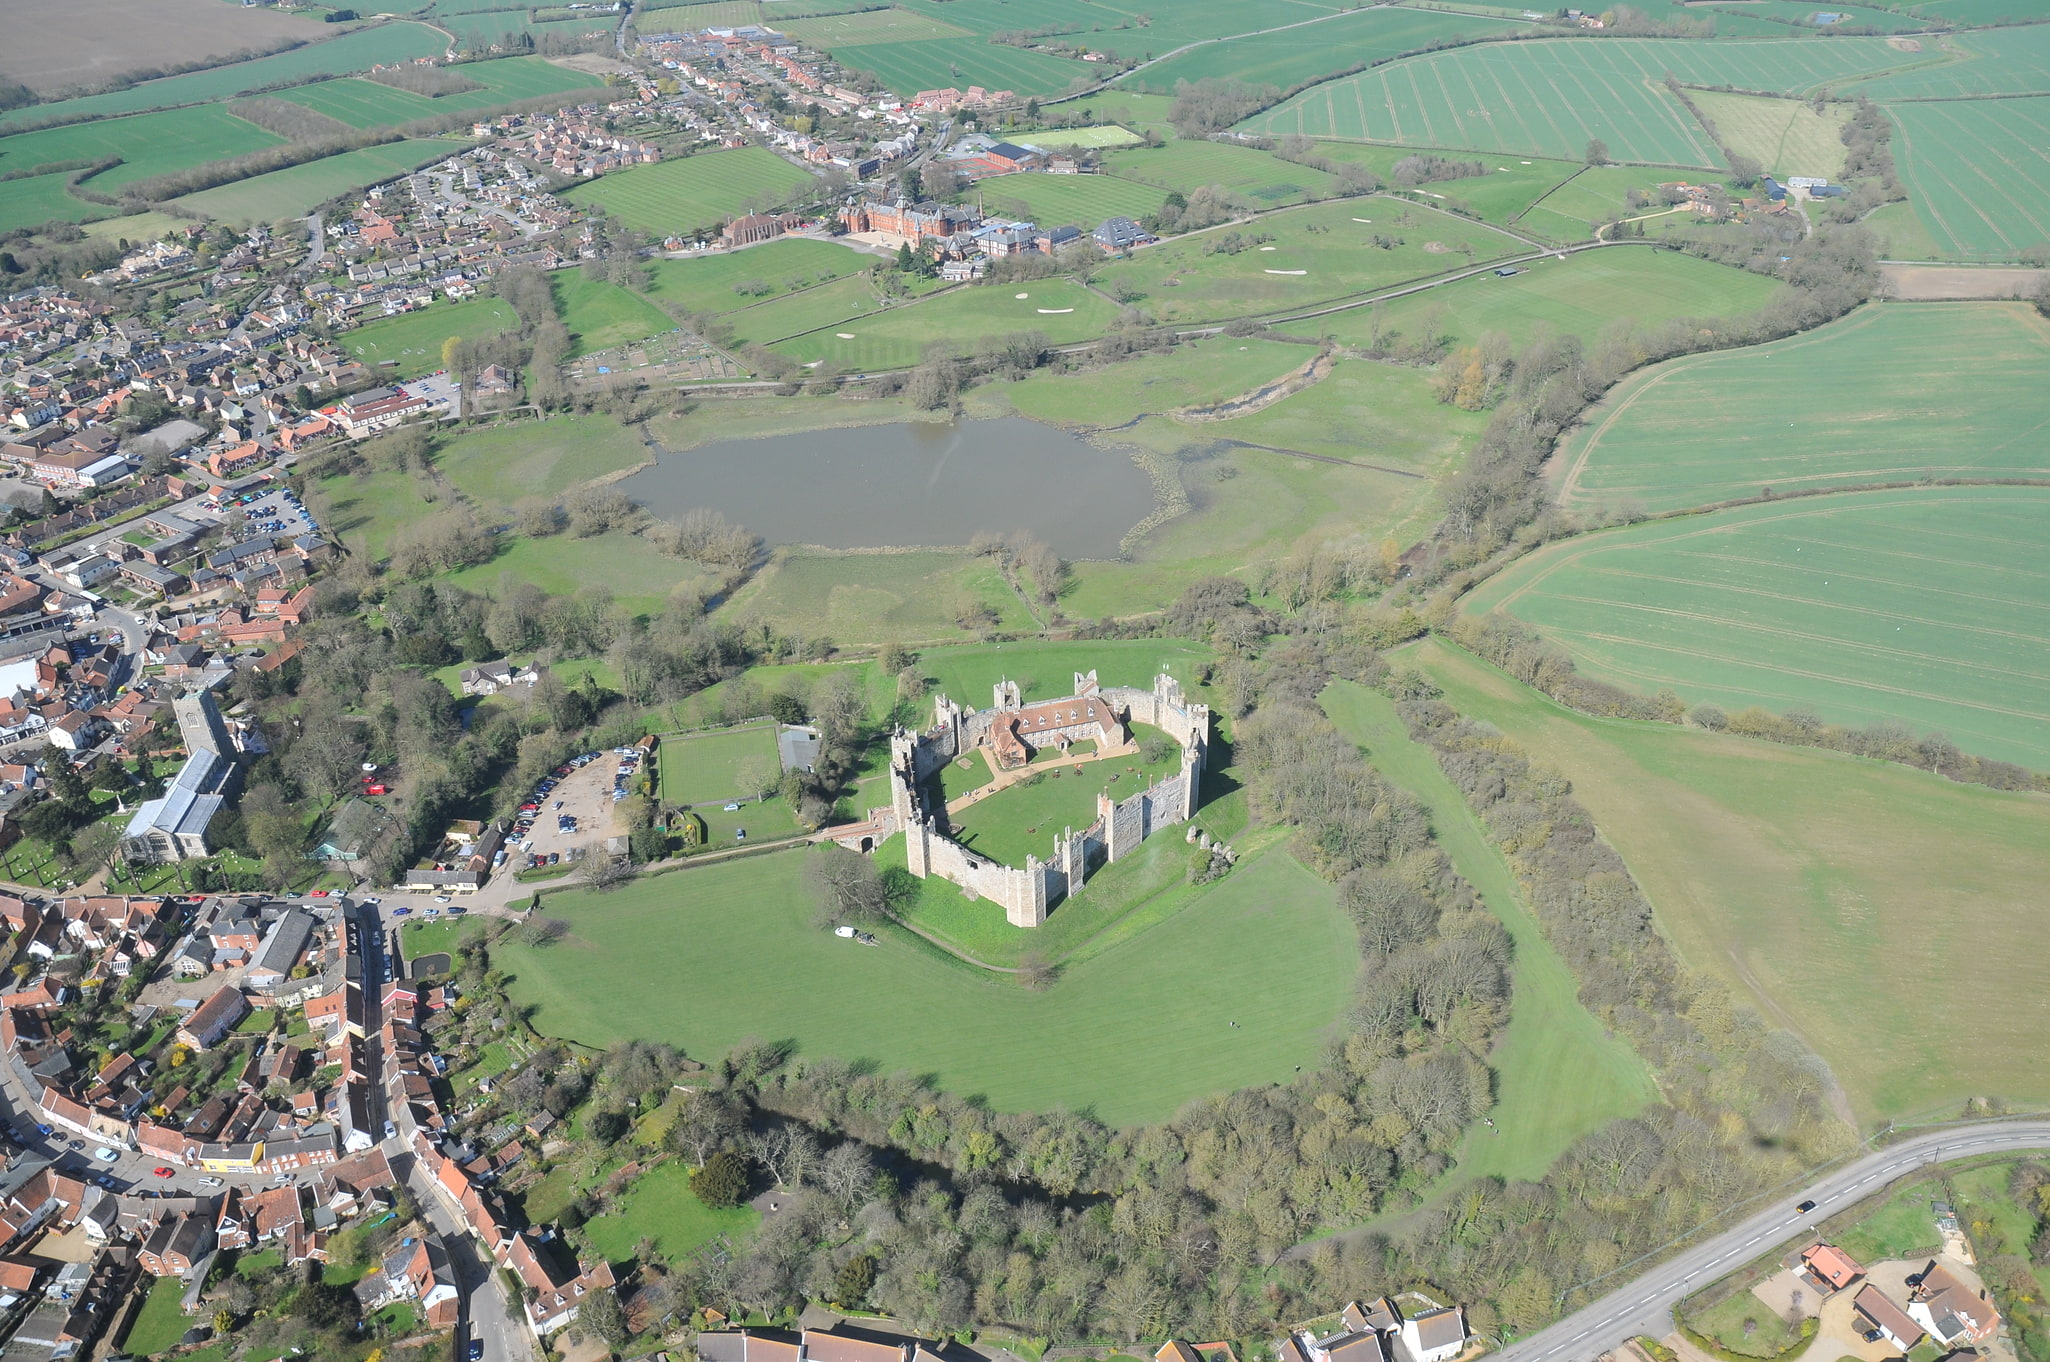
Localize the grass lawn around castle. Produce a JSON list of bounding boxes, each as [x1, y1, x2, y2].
[[657, 723, 782, 806], [496, 842, 1353, 1125]]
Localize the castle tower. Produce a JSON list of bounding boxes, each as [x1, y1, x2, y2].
[[1072, 669, 1099, 696], [993, 678, 1022, 711]]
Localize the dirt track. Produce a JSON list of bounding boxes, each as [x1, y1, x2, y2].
[[1880, 264, 2048, 300]]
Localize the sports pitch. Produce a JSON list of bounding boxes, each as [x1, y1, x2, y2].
[[972, 173, 1168, 229], [1554, 303, 2050, 512], [1242, 37, 1918, 164], [1091, 198, 1524, 325], [657, 725, 783, 806], [1464, 485, 2050, 768], [1413, 636, 2050, 1123], [1101, 138, 1339, 205], [564, 147, 817, 236], [1887, 96, 2050, 258], [771, 278, 1120, 370], [495, 845, 1357, 1126]]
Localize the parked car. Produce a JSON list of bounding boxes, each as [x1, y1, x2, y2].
[[383, 1121, 397, 1139], [152, 1167, 173, 1178], [92, 1146, 119, 1161], [391, 907, 412, 917], [199, 1177, 222, 1188]]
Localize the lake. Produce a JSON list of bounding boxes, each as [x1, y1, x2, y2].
[[620, 417, 1157, 558]]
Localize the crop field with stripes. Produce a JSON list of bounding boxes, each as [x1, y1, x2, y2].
[[275, 56, 601, 129], [1888, 96, 2050, 257], [1242, 36, 1923, 164], [1124, 6, 1529, 93], [1851, 23, 2050, 98], [1554, 303, 2050, 513], [1464, 485, 2050, 768]]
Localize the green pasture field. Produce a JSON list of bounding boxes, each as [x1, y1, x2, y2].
[[643, 238, 871, 315], [175, 139, 449, 223], [819, 36, 1092, 99], [658, 724, 782, 805], [1103, 137, 1340, 205], [0, 22, 449, 128], [345, 296, 517, 377], [312, 466, 432, 561], [445, 530, 721, 616], [552, 271, 674, 358], [1125, 6, 1529, 93], [496, 843, 1356, 1126], [1684, 89, 1852, 180], [1411, 635, 2050, 1123], [0, 103, 283, 192], [1310, 143, 1581, 230], [565, 147, 816, 236], [780, 8, 976, 43], [79, 210, 187, 243], [1513, 163, 1713, 240], [1853, 23, 2050, 97], [1554, 302, 2050, 512], [1200, 354, 1490, 467], [1075, 90, 1179, 133], [971, 172, 1168, 227], [1063, 405, 1464, 616], [981, 336, 1312, 428], [718, 549, 1038, 643], [1322, 680, 1654, 1182], [1288, 244, 1781, 351], [0, 172, 99, 232], [434, 414, 649, 511], [1093, 198, 1522, 326], [1888, 96, 2050, 258], [940, 733, 1185, 870], [1026, 125, 1145, 149], [274, 56, 601, 128], [445, 8, 613, 43], [1464, 485, 2050, 768], [772, 278, 1121, 370], [1862, 197, 1947, 259], [582, 1161, 761, 1267], [1242, 37, 1919, 165], [898, 0, 1356, 56]]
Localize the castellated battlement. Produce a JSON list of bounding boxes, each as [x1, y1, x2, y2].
[[882, 670, 1208, 927]]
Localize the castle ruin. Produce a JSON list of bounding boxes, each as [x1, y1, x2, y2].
[[865, 670, 1209, 928]]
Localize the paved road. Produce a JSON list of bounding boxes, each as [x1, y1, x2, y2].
[[1497, 1121, 2050, 1362]]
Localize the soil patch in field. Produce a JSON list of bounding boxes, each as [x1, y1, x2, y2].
[[1880, 263, 2048, 299]]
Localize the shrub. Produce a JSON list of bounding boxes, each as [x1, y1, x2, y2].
[[690, 1150, 750, 1208]]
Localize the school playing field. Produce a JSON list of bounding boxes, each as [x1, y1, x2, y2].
[[1092, 198, 1524, 326], [564, 147, 817, 236], [1413, 637, 2050, 1123], [1554, 303, 2050, 512], [1465, 485, 2050, 768], [771, 278, 1121, 370], [642, 238, 870, 316], [1242, 36, 1919, 164], [657, 725, 783, 806], [345, 297, 518, 377], [971, 173, 1168, 230], [495, 845, 1357, 1126], [1887, 97, 2050, 258]]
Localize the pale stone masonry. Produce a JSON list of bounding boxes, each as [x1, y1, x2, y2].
[[876, 671, 1208, 927]]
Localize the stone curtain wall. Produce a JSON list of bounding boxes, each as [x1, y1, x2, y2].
[[884, 671, 1211, 928]]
